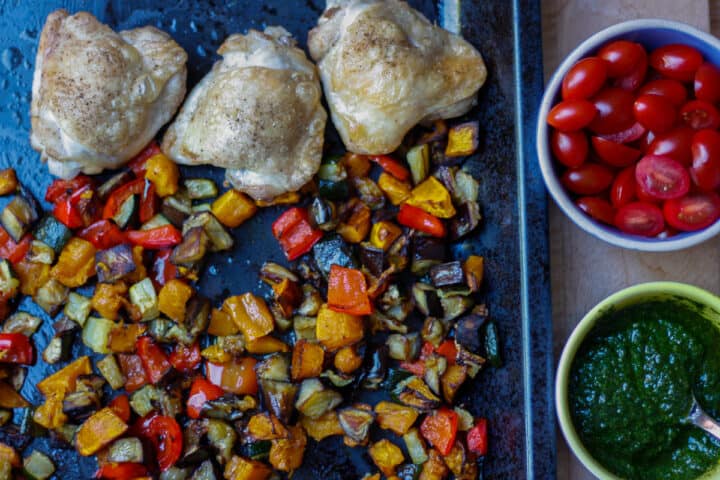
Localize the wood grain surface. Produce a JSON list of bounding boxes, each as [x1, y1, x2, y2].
[[543, 1, 720, 478]]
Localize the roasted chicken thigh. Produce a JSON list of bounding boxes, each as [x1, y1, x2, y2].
[[31, 10, 188, 178], [308, 0, 487, 154]]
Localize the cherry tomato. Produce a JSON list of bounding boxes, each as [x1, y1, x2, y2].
[[589, 88, 635, 135], [576, 197, 616, 225], [598, 40, 644, 77], [649, 44, 703, 82], [680, 100, 720, 130], [647, 126, 695, 166], [591, 136, 641, 167], [635, 155, 690, 200], [613, 52, 647, 91], [694, 62, 720, 103], [561, 163, 614, 195], [551, 130, 588, 168], [610, 166, 637, 208], [547, 99, 597, 132], [690, 129, 720, 191], [614, 202, 665, 236], [599, 122, 646, 144], [562, 57, 608, 100], [638, 79, 688, 106], [638, 130, 656, 154], [663, 191, 720, 231], [636, 181, 661, 204], [633, 94, 677, 134]]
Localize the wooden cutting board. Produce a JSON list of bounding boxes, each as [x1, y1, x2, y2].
[[542, 1, 720, 478]]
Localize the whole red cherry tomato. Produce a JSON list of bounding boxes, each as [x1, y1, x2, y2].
[[690, 129, 720, 191], [613, 52, 647, 91], [614, 202, 665, 236], [680, 100, 720, 130], [638, 79, 688, 106], [633, 94, 677, 134], [663, 191, 720, 231], [551, 130, 588, 168], [547, 100, 597, 132], [638, 130, 657, 154], [562, 57, 608, 100], [589, 88, 636, 135], [649, 44, 703, 82], [561, 163, 614, 195], [591, 136, 641, 167], [694, 62, 720, 103], [647, 127, 695, 166], [610, 166, 637, 208], [599, 122, 646, 144], [635, 155, 690, 200], [598, 40, 644, 77], [576, 197, 616, 225]]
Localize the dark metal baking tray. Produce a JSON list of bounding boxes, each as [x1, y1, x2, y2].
[[0, 0, 553, 478]]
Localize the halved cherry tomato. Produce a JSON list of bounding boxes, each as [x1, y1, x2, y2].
[[613, 52, 647, 91], [649, 44, 703, 82], [610, 166, 637, 208], [547, 100, 597, 132], [663, 191, 720, 231], [591, 136, 641, 167], [633, 94, 677, 134], [680, 100, 720, 130], [138, 414, 182, 472], [551, 130, 588, 168], [647, 127, 695, 166], [598, 40, 644, 77], [562, 57, 608, 100], [576, 197, 616, 225], [634, 155, 690, 200], [589, 88, 635, 135], [690, 129, 720, 191], [638, 79, 688, 106], [599, 122, 646, 144], [561, 163, 613, 195], [614, 202, 665, 236], [694, 62, 720, 103]]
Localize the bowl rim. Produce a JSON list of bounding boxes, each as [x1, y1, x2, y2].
[[555, 281, 720, 479], [537, 18, 720, 252]]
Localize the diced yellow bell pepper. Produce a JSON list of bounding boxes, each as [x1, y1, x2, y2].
[[445, 121, 479, 158], [208, 308, 239, 336], [212, 190, 257, 228], [405, 176, 456, 219], [316, 304, 364, 351], [51, 237, 96, 288], [202, 344, 232, 363], [75, 407, 128, 456], [375, 401, 419, 435], [0, 169, 17, 196], [370, 221, 402, 251], [300, 411, 344, 441], [255, 191, 301, 207], [246, 336, 289, 354], [247, 413, 288, 441], [33, 392, 67, 429], [38, 356, 91, 396], [145, 152, 179, 197], [269, 424, 307, 472], [378, 173, 411, 206], [369, 439, 404, 477], [92, 282, 127, 320], [463, 255, 484, 292], [337, 201, 371, 244], [223, 293, 275, 341], [158, 278, 194, 323], [224, 455, 272, 480]]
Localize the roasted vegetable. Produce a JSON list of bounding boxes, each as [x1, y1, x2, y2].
[[145, 152, 180, 197], [481, 320, 502, 367], [34, 279, 68, 315], [82, 317, 114, 354], [224, 455, 271, 480], [445, 121, 480, 157], [3, 312, 41, 336], [97, 354, 125, 390], [33, 216, 71, 254], [429, 261, 464, 288], [75, 407, 128, 456], [269, 424, 306, 472], [112, 194, 137, 229], [411, 236, 446, 276], [361, 346, 388, 390], [404, 427, 429, 465], [449, 202, 481, 240], [23, 450, 55, 480], [183, 212, 233, 252], [309, 197, 338, 231], [339, 405, 375, 445], [108, 437, 144, 463], [316, 304, 364, 350], [0, 169, 17, 196], [295, 379, 341, 419], [129, 278, 159, 321], [394, 376, 441, 411], [369, 439, 404, 477], [318, 156, 350, 201], [336, 199, 371, 244], [211, 189, 256, 228], [291, 339, 324, 381], [407, 144, 430, 185], [300, 410, 344, 441], [185, 179, 218, 200], [1, 192, 39, 242], [378, 173, 411, 206], [334, 345, 363, 374], [223, 293, 274, 341], [387, 333, 421, 362], [172, 227, 209, 265], [51, 237, 96, 288]]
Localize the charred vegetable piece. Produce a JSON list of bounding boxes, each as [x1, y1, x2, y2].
[[378, 173, 412, 206], [441, 295, 474, 321], [62, 390, 100, 422], [0, 380, 29, 408], [441, 365, 467, 403], [353, 177, 385, 210], [327, 265, 372, 315], [339, 405, 375, 444], [224, 455, 271, 480], [107, 437, 144, 464], [34, 279, 68, 316], [420, 408, 458, 456], [291, 339, 324, 381], [129, 278, 159, 321], [223, 293, 274, 341], [481, 321, 502, 367], [207, 419, 236, 465], [387, 333, 421, 362], [445, 121, 480, 157], [82, 317, 114, 354], [358, 242, 385, 277], [362, 346, 388, 390], [454, 313, 487, 353], [269, 424, 306, 472], [406, 177, 456, 219], [247, 413, 288, 441], [336, 199, 371, 244], [375, 401, 419, 435], [258, 379, 297, 424], [1, 192, 39, 242], [449, 202, 481, 240], [404, 428, 429, 465], [394, 376, 441, 411], [97, 354, 125, 390], [318, 156, 350, 201], [162, 193, 192, 228], [312, 234, 358, 277], [272, 207, 323, 261], [411, 236, 446, 276], [398, 204, 445, 238], [33, 216, 71, 254], [112, 194, 137, 229], [309, 197, 338, 231], [295, 379, 342, 419], [316, 304, 364, 350], [3, 312, 41, 336], [429, 261, 464, 288], [171, 227, 208, 265], [26, 241, 54, 265]]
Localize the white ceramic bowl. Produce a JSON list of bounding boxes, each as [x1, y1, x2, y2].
[[537, 19, 720, 252]]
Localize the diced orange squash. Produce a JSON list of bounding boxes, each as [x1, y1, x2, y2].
[[463, 255, 484, 292], [269, 424, 307, 472], [375, 401, 419, 435], [334, 345, 363, 374], [33, 392, 67, 429], [158, 279, 194, 323], [14, 258, 50, 296], [75, 407, 128, 456], [224, 455, 272, 480], [38, 356, 91, 395], [246, 336, 289, 354], [108, 323, 147, 353], [419, 449, 449, 480], [92, 282, 127, 320], [370, 221, 402, 251], [337, 201, 371, 244], [0, 442, 19, 468], [208, 308, 239, 336], [377, 173, 411, 206], [272, 278, 302, 317], [247, 413, 288, 440], [145, 152, 179, 197], [223, 293, 275, 341], [0, 168, 17, 196], [405, 177, 456, 219], [445, 121, 479, 157], [316, 304, 364, 351], [342, 153, 371, 178], [300, 411, 344, 441], [369, 439, 404, 477], [212, 190, 257, 228], [291, 339, 324, 381], [51, 237, 96, 288]]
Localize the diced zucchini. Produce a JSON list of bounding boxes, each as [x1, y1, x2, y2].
[[454, 406, 474, 431], [481, 321, 502, 367], [22, 450, 55, 480], [161, 467, 193, 480], [189, 461, 216, 480], [192, 203, 212, 213], [113, 194, 137, 229], [98, 170, 134, 200], [184, 179, 218, 200], [406, 144, 430, 185], [34, 278, 68, 315], [82, 316, 115, 354], [183, 213, 233, 252], [26, 241, 55, 265], [97, 354, 125, 390], [108, 437, 144, 463], [130, 385, 157, 417], [129, 278, 159, 321], [454, 169, 479, 204], [162, 194, 193, 228], [64, 292, 92, 326], [3, 312, 41, 336], [33, 216, 71, 254], [207, 419, 236, 464], [0, 260, 19, 296], [141, 213, 171, 231], [403, 428, 428, 465], [244, 440, 271, 461], [1, 193, 39, 242]]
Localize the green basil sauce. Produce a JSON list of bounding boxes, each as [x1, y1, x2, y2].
[[570, 301, 720, 480]]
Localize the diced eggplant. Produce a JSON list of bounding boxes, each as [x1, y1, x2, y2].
[[33, 216, 71, 254], [97, 170, 134, 200], [387, 332, 421, 361], [0, 260, 19, 297], [207, 419, 236, 464], [34, 279, 68, 315], [259, 262, 299, 285], [295, 379, 342, 419], [387, 233, 410, 272], [8, 366, 26, 391], [22, 450, 54, 480], [454, 312, 488, 354], [312, 234, 357, 277], [97, 354, 125, 390], [140, 213, 171, 231], [454, 406, 475, 431], [393, 376, 441, 411], [456, 346, 486, 378], [3, 312, 41, 336], [164, 322, 196, 346], [41, 337, 64, 365], [183, 213, 233, 252], [178, 419, 210, 467], [293, 315, 317, 341], [172, 227, 209, 265], [353, 177, 385, 210], [162, 194, 193, 228], [411, 236, 446, 276], [359, 242, 384, 277], [338, 406, 375, 443], [64, 292, 92, 327], [445, 121, 480, 158], [454, 170, 479, 203], [423, 354, 447, 395], [256, 353, 291, 382], [421, 317, 447, 346], [95, 243, 136, 283], [441, 295, 474, 321], [369, 311, 407, 334], [296, 285, 322, 317], [62, 390, 99, 422], [26, 241, 54, 265], [0, 409, 10, 426], [309, 197, 338, 231], [382, 368, 413, 392], [129, 278, 159, 321], [108, 437, 144, 463], [481, 320, 502, 367], [361, 346, 388, 390], [441, 364, 468, 403], [112, 194, 137, 229], [202, 394, 256, 422], [418, 120, 448, 145], [75, 374, 105, 393], [449, 201, 482, 240], [184, 295, 210, 336], [185, 179, 218, 200], [130, 385, 182, 418], [190, 460, 217, 480], [431, 141, 462, 166], [397, 464, 420, 480], [259, 380, 297, 423], [406, 143, 430, 185], [429, 261, 464, 288], [321, 370, 355, 388], [1, 191, 39, 242]]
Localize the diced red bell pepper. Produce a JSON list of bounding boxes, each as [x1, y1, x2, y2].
[[169, 342, 201, 373], [102, 178, 146, 220], [435, 340, 457, 365], [108, 394, 131, 423], [126, 225, 182, 250], [420, 408, 459, 456], [327, 265, 373, 315], [272, 207, 323, 261], [0, 333, 33, 365], [139, 180, 158, 224], [53, 193, 84, 229], [206, 358, 258, 395], [152, 249, 178, 289], [118, 354, 148, 393], [0, 228, 31, 264], [45, 175, 93, 203], [186, 377, 225, 419], [136, 336, 172, 384], [399, 341, 436, 375], [467, 418, 489, 456], [128, 141, 162, 177], [95, 462, 149, 479], [370, 155, 410, 181], [138, 413, 182, 472], [70, 183, 101, 227], [78, 220, 126, 250], [397, 204, 446, 238]]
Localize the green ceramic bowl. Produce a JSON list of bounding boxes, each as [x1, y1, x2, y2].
[[555, 282, 720, 479]]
